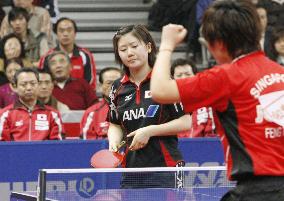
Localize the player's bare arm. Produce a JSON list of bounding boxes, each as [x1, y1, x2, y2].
[[107, 123, 124, 152], [151, 24, 187, 104], [127, 114, 191, 150]]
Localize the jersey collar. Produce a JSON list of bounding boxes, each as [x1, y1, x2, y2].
[[120, 71, 152, 84]]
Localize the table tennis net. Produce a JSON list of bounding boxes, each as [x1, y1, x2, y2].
[[36, 166, 236, 201]]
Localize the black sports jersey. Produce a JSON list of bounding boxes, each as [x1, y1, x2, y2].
[[108, 72, 184, 168]]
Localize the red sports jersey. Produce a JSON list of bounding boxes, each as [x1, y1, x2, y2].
[[176, 51, 284, 180], [177, 107, 217, 138], [80, 99, 109, 139], [0, 100, 64, 141]]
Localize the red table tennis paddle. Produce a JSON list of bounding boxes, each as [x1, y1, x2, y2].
[[90, 141, 126, 168]]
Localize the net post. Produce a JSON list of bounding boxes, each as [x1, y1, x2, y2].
[[175, 161, 185, 189], [37, 169, 46, 201]]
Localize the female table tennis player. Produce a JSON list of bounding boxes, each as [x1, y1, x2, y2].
[[107, 24, 191, 188]]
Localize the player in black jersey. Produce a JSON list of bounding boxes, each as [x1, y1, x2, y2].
[[108, 24, 190, 188]]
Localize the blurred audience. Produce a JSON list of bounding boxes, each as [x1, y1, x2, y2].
[[37, 68, 68, 110], [8, 7, 49, 67], [189, 0, 214, 62], [171, 58, 217, 138], [0, 67, 64, 141], [268, 26, 284, 66], [0, 71, 8, 86], [0, 33, 32, 73], [47, 51, 97, 111], [80, 67, 122, 140], [33, 0, 60, 25], [0, 3, 5, 26], [0, 58, 22, 108], [0, 0, 55, 47], [148, 0, 196, 32], [39, 17, 97, 90], [256, 3, 272, 55], [258, 0, 284, 28]]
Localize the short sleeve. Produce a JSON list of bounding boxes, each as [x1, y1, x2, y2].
[[176, 67, 230, 113], [164, 102, 185, 122]]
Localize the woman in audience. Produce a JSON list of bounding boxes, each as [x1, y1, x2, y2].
[[0, 58, 22, 108], [108, 24, 190, 189], [268, 26, 284, 66], [0, 33, 32, 72]]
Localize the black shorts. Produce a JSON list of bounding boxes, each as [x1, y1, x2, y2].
[[221, 176, 284, 201]]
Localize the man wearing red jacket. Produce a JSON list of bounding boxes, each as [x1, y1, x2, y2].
[[39, 17, 97, 90], [80, 67, 122, 139], [0, 67, 64, 141]]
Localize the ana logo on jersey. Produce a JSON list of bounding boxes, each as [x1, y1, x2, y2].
[[123, 105, 159, 121]]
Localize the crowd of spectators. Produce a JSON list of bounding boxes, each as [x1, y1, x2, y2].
[[0, 0, 283, 141]]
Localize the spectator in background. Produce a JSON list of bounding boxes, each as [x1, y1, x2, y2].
[[39, 17, 97, 90], [259, 0, 284, 28], [0, 67, 64, 141], [0, 3, 5, 26], [33, 0, 60, 25], [0, 0, 55, 48], [0, 58, 22, 108], [80, 67, 122, 140], [188, 0, 214, 62], [256, 3, 271, 55], [268, 26, 284, 66], [47, 51, 97, 111], [37, 68, 68, 110], [8, 7, 49, 67], [170, 58, 217, 138], [0, 33, 32, 73], [0, 71, 8, 86]]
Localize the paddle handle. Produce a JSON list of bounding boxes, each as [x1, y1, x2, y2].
[[117, 140, 126, 150]]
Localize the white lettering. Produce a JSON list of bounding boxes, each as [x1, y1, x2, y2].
[[184, 162, 234, 187], [265, 127, 284, 139], [123, 108, 145, 121], [250, 73, 284, 99]]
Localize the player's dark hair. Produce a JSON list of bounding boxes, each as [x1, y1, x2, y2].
[[202, 0, 261, 59], [113, 24, 157, 75]]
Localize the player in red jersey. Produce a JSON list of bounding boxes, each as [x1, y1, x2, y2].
[[151, 0, 284, 200]]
